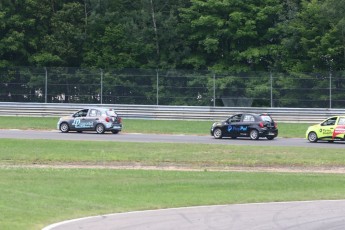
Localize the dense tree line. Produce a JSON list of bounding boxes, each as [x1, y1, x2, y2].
[[1, 0, 345, 72], [1, 0, 345, 107]]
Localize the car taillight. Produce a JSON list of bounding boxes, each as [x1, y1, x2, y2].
[[105, 117, 110, 122], [259, 122, 264, 128], [274, 122, 277, 128], [118, 117, 122, 123]]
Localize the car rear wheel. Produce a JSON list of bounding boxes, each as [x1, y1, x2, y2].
[[59, 123, 69, 133], [307, 132, 318, 142], [266, 136, 275, 140], [111, 130, 119, 134], [249, 129, 259, 140], [96, 124, 105, 134], [213, 128, 223, 139]]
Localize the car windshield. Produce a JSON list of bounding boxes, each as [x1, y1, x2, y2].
[[74, 109, 88, 117], [322, 117, 337, 126], [106, 110, 117, 117], [260, 115, 272, 122]]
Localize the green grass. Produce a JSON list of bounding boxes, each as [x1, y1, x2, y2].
[[1, 168, 345, 230], [1, 139, 345, 168], [0, 116, 56, 130], [0, 117, 336, 230], [0, 116, 311, 137]]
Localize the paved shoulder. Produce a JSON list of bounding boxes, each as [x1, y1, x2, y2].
[[43, 200, 345, 230]]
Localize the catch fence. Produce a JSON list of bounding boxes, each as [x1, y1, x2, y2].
[[1, 67, 344, 108]]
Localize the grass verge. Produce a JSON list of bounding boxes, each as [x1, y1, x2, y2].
[[1, 168, 345, 230], [1, 139, 345, 168]]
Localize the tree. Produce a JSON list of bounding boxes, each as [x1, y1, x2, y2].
[[178, 0, 282, 72], [31, 1, 86, 67]]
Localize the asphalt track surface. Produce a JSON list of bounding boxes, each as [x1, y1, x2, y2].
[[1, 129, 345, 148], [43, 200, 345, 230], [1, 129, 345, 229]]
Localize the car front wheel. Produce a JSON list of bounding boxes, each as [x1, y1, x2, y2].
[[307, 132, 318, 142], [250, 129, 259, 140], [213, 128, 223, 139], [266, 136, 275, 140], [111, 130, 119, 134], [96, 124, 105, 134], [59, 123, 69, 133]]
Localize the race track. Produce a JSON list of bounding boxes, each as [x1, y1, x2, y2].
[[1, 129, 345, 148]]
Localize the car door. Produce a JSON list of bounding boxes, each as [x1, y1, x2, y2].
[[319, 117, 338, 139], [333, 117, 345, 139], [226, 114, 243, 137], [75, 108, 101, 131], [71, 109, 91, 130], [239, 114, 254, 136], [87, 109, 102, 130]]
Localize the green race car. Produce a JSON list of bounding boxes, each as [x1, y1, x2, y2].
[[306, 116, 345, 142]]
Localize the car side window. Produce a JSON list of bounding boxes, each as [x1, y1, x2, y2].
[[89, 109, 97, 117], [74, 109, 88, 117], [229, 114, 242, 123], [338, 117, 345, 125], [322, 117, 337, 126], [243, 115, 255, 122], [89, 109, 100, 117]]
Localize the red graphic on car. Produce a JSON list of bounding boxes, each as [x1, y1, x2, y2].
[[332, 125, 345, 139]]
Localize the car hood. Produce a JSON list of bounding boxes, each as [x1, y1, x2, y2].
[[307, 124, 319, 130], [59, 116, 72, 121], [213, 121, 227, 126]]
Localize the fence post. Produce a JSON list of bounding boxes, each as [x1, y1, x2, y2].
[[213, 72, 216, 107], [270, 71, 273, 108], [100, 69, 103, 104], [329, 70, 332, 109], [44, 67, 47, 103], [156, 69, 159, 105]]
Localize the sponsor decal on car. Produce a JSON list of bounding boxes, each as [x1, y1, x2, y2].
[[227, 125, 248, 132], [333, 125, 345, 139], [319, 128, 333, 135], [72, 119, 93, 128]]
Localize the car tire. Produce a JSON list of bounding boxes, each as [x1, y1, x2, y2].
[[307, 132, 318, 142], [111, 130, 119, 134], [95, 124, 105, 134], [213, 128, 223, 139], [59, 122, 70, 133], [266, 136, 275, 140], [249, 129, 259, 140]]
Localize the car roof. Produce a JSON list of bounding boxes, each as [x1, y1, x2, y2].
[[233, 113, 269, 116], [82, 107, 115, 111]]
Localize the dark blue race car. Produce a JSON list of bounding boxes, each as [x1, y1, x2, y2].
[[210, 113, 278, 140]]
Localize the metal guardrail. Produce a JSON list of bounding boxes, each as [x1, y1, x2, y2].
[[1, 102, 345, 123]]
